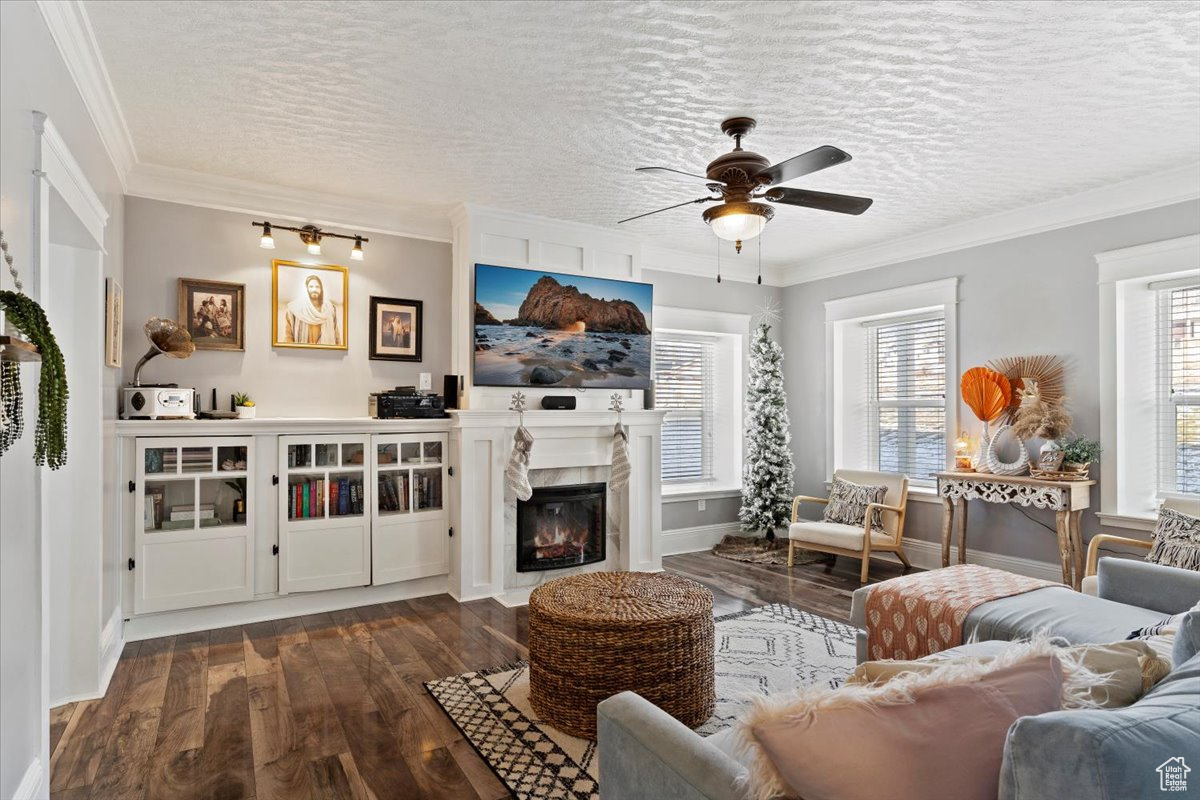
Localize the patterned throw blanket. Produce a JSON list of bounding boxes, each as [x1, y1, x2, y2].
[[865, 564, 1055, 660]]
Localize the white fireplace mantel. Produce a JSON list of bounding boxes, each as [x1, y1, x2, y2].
[[448, 409, 666, 603]]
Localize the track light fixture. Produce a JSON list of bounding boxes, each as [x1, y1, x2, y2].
[[251, 221, 369, 261]]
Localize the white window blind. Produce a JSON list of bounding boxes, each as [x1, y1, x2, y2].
[[867, 314, 946, 485], [1157, 281, 1200, 495], [654, 335, 715, 482]]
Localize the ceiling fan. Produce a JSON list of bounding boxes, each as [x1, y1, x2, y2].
[[619, 117, 873, 253]]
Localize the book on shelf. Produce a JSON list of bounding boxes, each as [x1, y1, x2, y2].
[[160, 517, 223, 531], [339, 477, 350, 515], [330, 479, 339, 516]]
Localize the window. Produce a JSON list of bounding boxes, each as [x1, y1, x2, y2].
[[1158, 281, 1199, 495], [1097, 234, 1200, 528], [825, 279, 958, 491], [653, 306, 748, 494], [655, 335, 715, 482], [868, 315, 947, 482]]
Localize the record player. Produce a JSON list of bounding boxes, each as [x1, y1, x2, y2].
[[121, 317, 197, 419]]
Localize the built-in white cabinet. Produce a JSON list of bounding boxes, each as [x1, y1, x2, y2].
[[277, 434, 372, 594], [372, 433, 449, 585], [133, 436, 254, 613]]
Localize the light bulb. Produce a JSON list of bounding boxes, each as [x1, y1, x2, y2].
[[307, 241, 322, 256], [351, 236, 364, 261], [709, 211, 767, 242], [259, 222, 275, 249]]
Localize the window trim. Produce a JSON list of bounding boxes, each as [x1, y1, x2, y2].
[[1097, 234, 1200, 529], [825, 278, 958, 486], [654, 306, 749, 497]]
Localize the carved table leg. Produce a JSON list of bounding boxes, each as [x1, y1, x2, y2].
[[954, 498, 969, 565], [1054, 510, 1073, 586], [1069, 509, 1085, 591], [941, 497, 954, 568]]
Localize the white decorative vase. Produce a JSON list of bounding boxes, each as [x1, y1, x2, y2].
[[985, 424, 1030, 476], [971, 423, 993, 473], [236, 405, 256, 419]]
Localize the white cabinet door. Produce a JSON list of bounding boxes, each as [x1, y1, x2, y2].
[[371, 433, 449, 585], [278, 434, 371, 594], [134, 437, 254, 613]]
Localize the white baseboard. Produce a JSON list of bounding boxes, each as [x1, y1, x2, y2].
[[123, 575, 449, 641], [901, 538, 1062, 583], [662, 522, 741, 556], [97, 607, 123, 697], [13, 758, 42, 800]]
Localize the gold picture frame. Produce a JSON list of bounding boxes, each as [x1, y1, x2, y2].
[[178, 277, 245, 351], [104, 278, 122, 367], [271, 260, 349, 350]]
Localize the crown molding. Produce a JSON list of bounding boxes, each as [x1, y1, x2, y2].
[[126, 163, 453, 243], [641, 243, 787, 287], [36, 0, 136, 190], [780, 163, 1200, 286]]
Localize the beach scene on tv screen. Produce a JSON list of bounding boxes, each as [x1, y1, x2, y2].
[[473, 264, 653, 388]]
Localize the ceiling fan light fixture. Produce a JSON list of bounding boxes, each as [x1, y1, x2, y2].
[[703, 201, 773, 244]]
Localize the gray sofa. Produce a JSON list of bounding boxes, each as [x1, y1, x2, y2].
[[598, 557, 1200, 800]]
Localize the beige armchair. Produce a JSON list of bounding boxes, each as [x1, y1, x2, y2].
[[787, 469, 912, 584], [1081, 496, 1196, 595]]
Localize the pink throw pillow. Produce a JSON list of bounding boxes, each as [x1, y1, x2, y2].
[[739, 656, 1063, 800]]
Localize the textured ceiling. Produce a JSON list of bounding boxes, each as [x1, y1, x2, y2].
[[84, 0, 1200, 268]]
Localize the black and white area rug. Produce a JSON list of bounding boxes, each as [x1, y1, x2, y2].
[[425, 603, 858, 800]]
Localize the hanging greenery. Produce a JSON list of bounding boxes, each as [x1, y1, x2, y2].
[[1, 361, 23, 453], [0, 290, 69, 469]]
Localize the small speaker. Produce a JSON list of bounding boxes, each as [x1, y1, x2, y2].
[[443, 375, 462, 409], [541, 395, 577, 410]]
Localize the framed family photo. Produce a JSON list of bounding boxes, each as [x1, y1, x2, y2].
[[272, 260, 349, 350], [104, 278, 123, 367], [179, 277, 245, 351], [369, 296, 423, 361]]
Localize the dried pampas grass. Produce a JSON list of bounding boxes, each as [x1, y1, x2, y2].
[[988, 355, 1065, 424], [1012, 381, 1073, 440]]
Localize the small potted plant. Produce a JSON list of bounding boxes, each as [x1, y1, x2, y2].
[[233, 392, 256, 419], [1057, 435, 1101, 476]]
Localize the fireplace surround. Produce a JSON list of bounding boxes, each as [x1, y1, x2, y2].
[[517, 482, 607, 572]]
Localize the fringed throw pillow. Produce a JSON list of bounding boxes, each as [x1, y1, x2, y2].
[[1145, 507, 1200, 571], [822, 476, 888, 531]]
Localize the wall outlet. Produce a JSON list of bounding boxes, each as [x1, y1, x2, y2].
[[697, 499, 706, 511], [419, 372, 432, 390]]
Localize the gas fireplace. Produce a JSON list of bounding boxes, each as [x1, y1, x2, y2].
[[516, 483, 607, 572]]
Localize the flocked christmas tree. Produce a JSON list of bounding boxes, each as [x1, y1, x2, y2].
[[739, 322, 794, 541]]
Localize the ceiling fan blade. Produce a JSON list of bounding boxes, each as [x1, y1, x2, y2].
[[765, 187, 873, 215], [753, 145, 852, 186], [635, 166, 725, 185], [617, 197, 716, 224]]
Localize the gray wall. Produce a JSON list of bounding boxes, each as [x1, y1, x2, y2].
[[643, 268, 783, 531], [0, 1, 126, 794], [123, 197, 452, 417], [782, 199, 1200, 564]]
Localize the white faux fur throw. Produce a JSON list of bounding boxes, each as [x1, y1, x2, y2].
[[505, 425, 535, 501]]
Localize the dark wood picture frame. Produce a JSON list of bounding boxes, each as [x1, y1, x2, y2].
[[178, 277, 245, 351], [369, 296, 423, 362]]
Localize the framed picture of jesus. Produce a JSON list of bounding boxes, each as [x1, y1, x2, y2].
[[369, 296, 423, 361], [271, 260, 349, 350]]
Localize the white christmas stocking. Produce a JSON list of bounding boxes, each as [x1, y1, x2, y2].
[[609, 423, 631, 491], [505, 425, 535, 500]]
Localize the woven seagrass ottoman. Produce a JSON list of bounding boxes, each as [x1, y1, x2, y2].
[[528, 571, 715, 738]]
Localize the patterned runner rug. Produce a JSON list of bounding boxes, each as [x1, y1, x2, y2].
[[425, 603, 858, 800]]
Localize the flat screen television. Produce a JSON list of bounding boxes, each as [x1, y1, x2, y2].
[[473, 263, 653, 389]]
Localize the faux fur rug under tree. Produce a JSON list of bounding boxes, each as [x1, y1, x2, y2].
[[711, 534, 823, 566]]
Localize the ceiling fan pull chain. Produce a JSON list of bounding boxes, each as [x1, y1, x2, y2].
[[757, 235, 763, 285], [716, 236, 722, 283]]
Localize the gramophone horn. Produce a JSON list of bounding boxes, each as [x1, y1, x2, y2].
[[132, 317, 195, 386]]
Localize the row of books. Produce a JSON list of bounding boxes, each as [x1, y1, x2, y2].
[[288, 476, 365, 519], [378, 472, 410, 512]]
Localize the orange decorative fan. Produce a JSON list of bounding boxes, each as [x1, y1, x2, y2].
[[961, 367, 1011, 423]]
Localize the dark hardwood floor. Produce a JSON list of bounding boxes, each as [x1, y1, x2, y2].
[[48, 551, 907, 800]]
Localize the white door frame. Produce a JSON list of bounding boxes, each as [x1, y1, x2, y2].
[[30, 110, 109, 792]]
